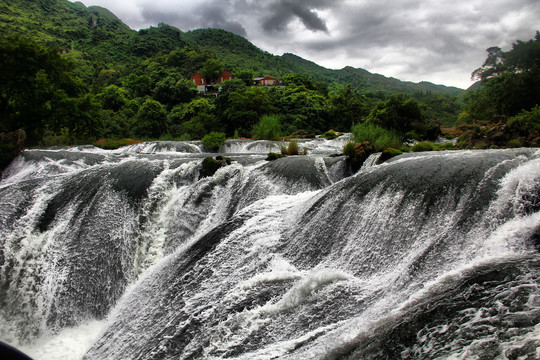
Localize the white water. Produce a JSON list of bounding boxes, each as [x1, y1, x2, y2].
[[1, 144, 539, 359]]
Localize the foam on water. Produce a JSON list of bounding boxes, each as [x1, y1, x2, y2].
[[1, 147, 540, 359], [19, 320, 107, 360]]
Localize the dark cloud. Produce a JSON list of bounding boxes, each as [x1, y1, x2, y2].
[[194, 2, 247, 36], [139, 1, 247, 36], [262, 0, 330, 33]]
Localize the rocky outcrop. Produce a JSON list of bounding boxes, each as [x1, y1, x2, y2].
[[199, 156, 232, 179], [344, 141, 375, 173], [0, 129, 26, 173], [0, 129, 26, 152], [443, 114, 540, 149]]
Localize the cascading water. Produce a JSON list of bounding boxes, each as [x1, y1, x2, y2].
[[0, 141, 539, 360]]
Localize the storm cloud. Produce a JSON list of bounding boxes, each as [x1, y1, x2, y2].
[[73, 0, 539, 89]]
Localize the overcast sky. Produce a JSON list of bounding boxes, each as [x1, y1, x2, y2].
[[72, 0, 539, 89]]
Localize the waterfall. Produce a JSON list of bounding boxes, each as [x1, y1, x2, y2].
[[0, 144, 539, 360], [360, 152, 382, 170]]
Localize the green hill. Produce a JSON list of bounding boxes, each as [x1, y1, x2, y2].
[[0, 0, 463, 96]]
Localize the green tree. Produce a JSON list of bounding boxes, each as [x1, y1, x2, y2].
[[0, 36, 83, 144], [96, 84, 128, 111], [234, 69, 256, 86], [200, 58, 225, 81], [132, 99, 167, 138], [282, 73, 328, 96], [366, 94, 424, 135], [153, 75, 197, 108], [219, 84, 275, 136], [329, 85, 369, 131], [278, 85, 331, 134], [123, 74, 152, 97], [169, 98, 220, 139], [466, 31, 540, 119]]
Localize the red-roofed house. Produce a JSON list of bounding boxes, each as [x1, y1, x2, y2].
[[191, 71, 235, 94], [253, 76, 279, 86], [191, 72, 206, 93], [218, 71, 233, 84]]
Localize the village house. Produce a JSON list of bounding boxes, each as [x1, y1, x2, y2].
[[191, 71, 234, 94], [253, 76, 279, 86], [191, 72, 283, 94]]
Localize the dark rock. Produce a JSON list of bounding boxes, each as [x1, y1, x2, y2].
[[0, 129, 26, 152], [0, 129, 27, 173], [266, 152, 286, 161], [347, 141, 374, 173], [199, 156, 231, 179], [289, 130, 315, 139]]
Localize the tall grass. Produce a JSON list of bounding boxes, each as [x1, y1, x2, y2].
[[252, 114, 282, 140], [351, 122, 401, 151]]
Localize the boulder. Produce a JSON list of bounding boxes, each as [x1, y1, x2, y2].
[[199, 156, 231, 179]]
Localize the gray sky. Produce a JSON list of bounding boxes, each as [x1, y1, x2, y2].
[[72, 0, 539, 89]]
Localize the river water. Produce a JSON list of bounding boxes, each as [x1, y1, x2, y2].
[[0, 138, 539, 359]]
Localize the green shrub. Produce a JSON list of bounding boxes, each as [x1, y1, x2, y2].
[[200, 157, 224, 178], [323, 130, 339, 139], [399, 144, 412, 153], [380, 147, 403, 162], [508, 105, 540, 131], [508, 139, 522, 148], [411, 141, 435, 152], [215, 155, 232, 165], [440, 142, 456, 150], [202, 132, 226, 151], [343, 142, 355, 157], [352, 123, 401, 152], [281, 140, 300, 155], [266, 152, 285, 161], [252, 114, 282, 140], [474, 141, 488, 149]]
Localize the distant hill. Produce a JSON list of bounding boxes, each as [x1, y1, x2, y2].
[[0, 0, 464, 96], [282, 53, 463, 96]]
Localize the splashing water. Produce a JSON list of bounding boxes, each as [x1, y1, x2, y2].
[[0, 143, 539, 359]]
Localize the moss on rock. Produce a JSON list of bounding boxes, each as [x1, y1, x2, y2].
[[199, 156, 232, 179]]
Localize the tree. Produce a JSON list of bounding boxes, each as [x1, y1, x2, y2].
[[123, 74, 152, 97], [282, 73, 328, 96], [329, 85, 369, 131], [278, 85, 330, 134], [0, 36, 83, 144], [234, 69, 256, 86], [132, 99, 167, 138], [200, 59, 224, 82], [168, 98, 220, 139], [96, 84, 128, 111], [217, 81, 275, 136], [153, 75, 197, 108], [465, 31, 540, 119], [367, 94, 422, 133]]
